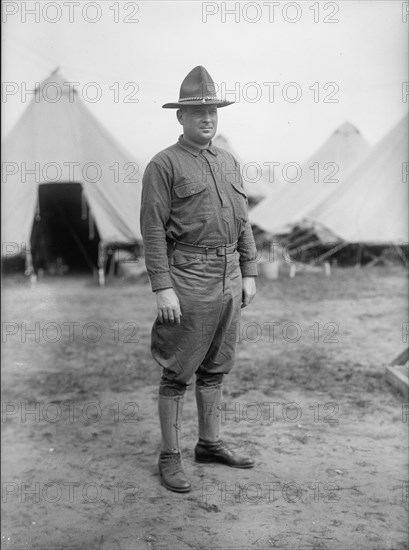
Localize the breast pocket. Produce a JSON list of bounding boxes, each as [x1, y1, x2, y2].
[[229, 182, 248, 224], [173, 181, 212, 221], [231, 182, 248, 200]]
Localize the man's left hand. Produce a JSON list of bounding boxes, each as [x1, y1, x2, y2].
[[241, 277, 257, 308]]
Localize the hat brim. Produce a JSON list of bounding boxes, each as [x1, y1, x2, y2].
[[162, 99, 234, 109]]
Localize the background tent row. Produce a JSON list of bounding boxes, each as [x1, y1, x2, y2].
[[249, 122, 370, 236], [2, 69, 408, 277], [2, 70, 143, 277], [301, 114, 408, 244], [250, 114, 408, 250], [2, 70, 274, 278]]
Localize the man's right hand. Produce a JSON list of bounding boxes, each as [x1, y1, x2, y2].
[[155, 288, 182, 324]]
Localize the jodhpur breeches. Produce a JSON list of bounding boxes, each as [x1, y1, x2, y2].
[[152, 248, 243, 393]]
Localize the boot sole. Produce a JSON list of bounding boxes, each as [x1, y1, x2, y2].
[[160, 477, 191, 493], [195, 456, 255, 469]]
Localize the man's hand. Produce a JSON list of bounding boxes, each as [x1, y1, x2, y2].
[[241, 277, 257, 308], [155, 288, 182, 324]]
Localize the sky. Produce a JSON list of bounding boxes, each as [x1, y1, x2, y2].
[[2, 0, 408, 170]]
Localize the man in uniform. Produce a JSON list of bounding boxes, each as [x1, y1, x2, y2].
[[140, 66, 257, 493]]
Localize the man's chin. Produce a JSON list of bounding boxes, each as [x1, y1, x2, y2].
[[199, 130, 216, 141], [184, 131, 216, 147]]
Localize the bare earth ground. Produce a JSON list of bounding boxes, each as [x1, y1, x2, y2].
[[1, 266, 408, 550]]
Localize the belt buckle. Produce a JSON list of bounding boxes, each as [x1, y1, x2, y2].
[[216, 246, 227, 257]]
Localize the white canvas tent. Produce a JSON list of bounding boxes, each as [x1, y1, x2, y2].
[[249, 122, 369, 234], [2, 70, 142, 275], [303, 114, 408, 244], [213, 134, 274, 205]]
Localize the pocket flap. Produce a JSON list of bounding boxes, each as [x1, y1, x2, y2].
[[231, 182, 248, 199], [174, 181, 208, 198]]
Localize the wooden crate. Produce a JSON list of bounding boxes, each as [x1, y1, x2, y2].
[[386, 364, 409, 399]]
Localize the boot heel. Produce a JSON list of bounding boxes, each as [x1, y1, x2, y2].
[[195, 441, 255, 468]]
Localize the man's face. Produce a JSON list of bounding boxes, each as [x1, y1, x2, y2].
[[177, 105, 218, 147]]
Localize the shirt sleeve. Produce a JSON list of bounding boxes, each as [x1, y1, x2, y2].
[[140, 160, 173, 292], [235, 161, 258, 277], [237, 219, 258, 277]]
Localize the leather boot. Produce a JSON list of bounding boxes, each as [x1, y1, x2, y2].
[[194, 384, 255, 469], [158, 395, 191, 493]]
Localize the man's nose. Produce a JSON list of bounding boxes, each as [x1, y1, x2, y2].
[[202, 110, 212, 121]]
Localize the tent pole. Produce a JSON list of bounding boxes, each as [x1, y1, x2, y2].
[[98, 243, 106, 286], [290, 239, 322, 262], [393, 245, 409, 267], [279, 225, 305, 246], [310, 242, 348, 265], [108, 249, 116, 279], [286, 230, 316, 250], [88, 213, 95, 240], [24, 246, 33, 276], [363, 248, 385, 268], [81, 190, 87, 220], [355, 244, 363, 267], [64, 221, 95, 273], [24, 246, 37, 285]]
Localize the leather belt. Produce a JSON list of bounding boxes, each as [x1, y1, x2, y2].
[[170, 240, 237, 256]]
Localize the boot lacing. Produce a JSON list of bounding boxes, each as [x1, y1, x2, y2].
[[160, 452, 184, 475]]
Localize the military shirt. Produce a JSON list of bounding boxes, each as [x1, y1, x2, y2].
[[140, 136, 258, 292]]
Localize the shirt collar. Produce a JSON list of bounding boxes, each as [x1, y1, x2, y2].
[[177, 135, 217, 157]]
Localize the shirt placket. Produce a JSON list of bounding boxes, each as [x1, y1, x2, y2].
[[200, 151, 226, 207]]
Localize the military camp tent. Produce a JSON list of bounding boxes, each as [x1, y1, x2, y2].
[[213, 134, 274, 206], [249, 122, 369, 235], [303, 114, 408, 244], [2, 70, 142, 275]]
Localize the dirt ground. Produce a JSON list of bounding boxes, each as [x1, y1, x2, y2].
[[1, 266, 408, 550]]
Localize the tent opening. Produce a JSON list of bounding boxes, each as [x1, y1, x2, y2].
[[30, 183, 100, 275]]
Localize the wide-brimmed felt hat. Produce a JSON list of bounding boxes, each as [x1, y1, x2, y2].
[[162, 66, 234, 109]]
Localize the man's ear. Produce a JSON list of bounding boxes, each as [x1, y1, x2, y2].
[[176, 109, 183, 125]]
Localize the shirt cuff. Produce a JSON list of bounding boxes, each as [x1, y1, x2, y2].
[[150, 272, 173, 292], [240, 261, 258, 277]]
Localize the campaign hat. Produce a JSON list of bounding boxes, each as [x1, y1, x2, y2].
[[162, 66, 234, 109]]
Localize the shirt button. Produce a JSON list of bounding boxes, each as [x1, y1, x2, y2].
[[191, 188, 196, 194]]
